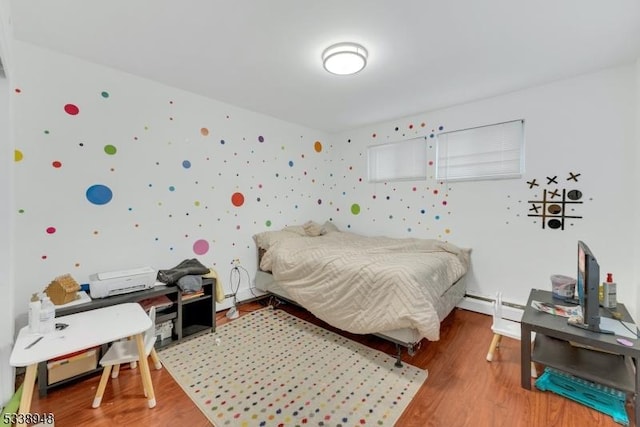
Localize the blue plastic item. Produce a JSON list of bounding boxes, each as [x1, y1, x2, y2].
[[535, 367, 629, 425]]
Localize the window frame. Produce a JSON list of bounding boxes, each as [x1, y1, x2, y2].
[[366, 136, 428, 183], [435, 119, 525, 182]]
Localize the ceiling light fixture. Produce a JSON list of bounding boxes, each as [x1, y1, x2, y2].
[[322, 42, 368, 76]]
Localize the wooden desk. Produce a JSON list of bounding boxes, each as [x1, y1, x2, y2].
[[36, 279, 216, 397], [10, 303, 156, 425]]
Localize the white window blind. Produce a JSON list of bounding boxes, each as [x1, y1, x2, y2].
[[436, 119, 524, 182], [367, 137, 427, 182]]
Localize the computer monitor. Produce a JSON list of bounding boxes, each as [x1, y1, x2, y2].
[[572, 241, 609, 333]]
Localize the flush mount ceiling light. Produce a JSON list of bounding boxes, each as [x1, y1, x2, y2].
[[322, 42, 368, 75]]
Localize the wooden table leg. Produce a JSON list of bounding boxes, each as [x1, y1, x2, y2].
[[135, 334, 156, 408], [16, 364, 37, 426]]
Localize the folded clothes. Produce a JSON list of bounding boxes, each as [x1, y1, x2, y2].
[[157, 258, 210, 285], [177, 275, 202, 293]]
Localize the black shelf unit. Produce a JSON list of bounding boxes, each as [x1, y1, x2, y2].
[[37, 278, 216, 396], [521, 289, 640, 422], [532, 334, 635, 393]]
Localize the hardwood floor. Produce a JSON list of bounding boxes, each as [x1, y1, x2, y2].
[[21, 299, 634, 427]]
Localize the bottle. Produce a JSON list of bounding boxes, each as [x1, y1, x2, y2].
[[603, 273, 617, 309], [39, 295, 56, 334], [28, 293, 41, 334]]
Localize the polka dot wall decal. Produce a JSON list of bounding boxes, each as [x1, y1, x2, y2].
[[351, 204, 361, 215], [265, 220, 272, 227], [14, 150, 23, 162], [86, 184, 113, 205], [314, 141, 323, 152], [169, 186, 175, 192], [46, 227, 56, 234], [52, 161, 62, 168], [288, 160, 294, 167], [14, 88, 21, 93], [101, 91, 109, 98], [258, 135, 265, 142], [104, 145, 117, 155], [64, 103, 79, 115], [193, 239, 209, 255], [200, 128, 209, 136], [231, 192, 245, 207], [182, 160, 191, 169]]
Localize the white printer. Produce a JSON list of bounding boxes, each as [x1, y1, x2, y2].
[[89, 266, 157, 298]]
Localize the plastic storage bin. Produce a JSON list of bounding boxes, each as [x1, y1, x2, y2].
[[47, 348, 98, 385], [551, 274, 576, 298]]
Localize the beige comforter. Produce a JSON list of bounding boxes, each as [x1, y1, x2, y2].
[[260, 231, 470, 340]]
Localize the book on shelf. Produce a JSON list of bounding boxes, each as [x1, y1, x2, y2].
[[182, 290, 204, 301], [138, 294, 173, 312]]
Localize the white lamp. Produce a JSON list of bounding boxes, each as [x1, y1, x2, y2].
[[322, 42, 368, 75]]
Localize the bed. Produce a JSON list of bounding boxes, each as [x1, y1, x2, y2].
[[253, 221, 471, 366]]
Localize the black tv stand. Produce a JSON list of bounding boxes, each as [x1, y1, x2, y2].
[[522, 289, 640, 423]]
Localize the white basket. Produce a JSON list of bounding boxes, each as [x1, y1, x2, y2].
[[155, 320, 173, 340]]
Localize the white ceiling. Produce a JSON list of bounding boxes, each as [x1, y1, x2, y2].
[[8, 0, 640, 133]]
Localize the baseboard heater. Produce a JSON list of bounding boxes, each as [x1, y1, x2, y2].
[[457, 293, 525, 322]]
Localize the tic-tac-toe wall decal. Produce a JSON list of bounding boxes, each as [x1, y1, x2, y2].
[[526, 172, 584, 230]]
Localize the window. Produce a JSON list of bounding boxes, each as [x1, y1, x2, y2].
[[367, 137, 427, 183], [436, 119, 524, 182]]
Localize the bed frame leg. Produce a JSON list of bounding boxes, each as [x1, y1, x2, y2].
[[394, 344, 403, 368], [267, 295, 284, 310]]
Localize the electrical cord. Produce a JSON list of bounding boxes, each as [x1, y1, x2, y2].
[[228, 263, 251, 307]]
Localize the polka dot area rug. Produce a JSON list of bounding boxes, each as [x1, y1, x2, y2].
[[159, 307, 428, 427]]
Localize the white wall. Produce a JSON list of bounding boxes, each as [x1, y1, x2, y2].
[[10, 41, 332, 327], [329, 64, 639, 318], [0, 0, 15, 406], [635, 60, 640, 318]]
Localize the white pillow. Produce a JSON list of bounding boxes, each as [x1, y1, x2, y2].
[[282, 225, 307, 236], [320, 221, 339, 235], [253, 230, 303, 249], [303, 221, 323, 237]]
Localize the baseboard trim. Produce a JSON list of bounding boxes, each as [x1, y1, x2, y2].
[[457, 293, 524, 322], [217, 287, 268, 311]]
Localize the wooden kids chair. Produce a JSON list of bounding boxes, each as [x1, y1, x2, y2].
[[486, 292, 537, 377], [92, 306, 163, 408]]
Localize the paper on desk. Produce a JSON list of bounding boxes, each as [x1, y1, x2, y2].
[[600, 317, 638, 339], [531, 300, 582, 318]]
